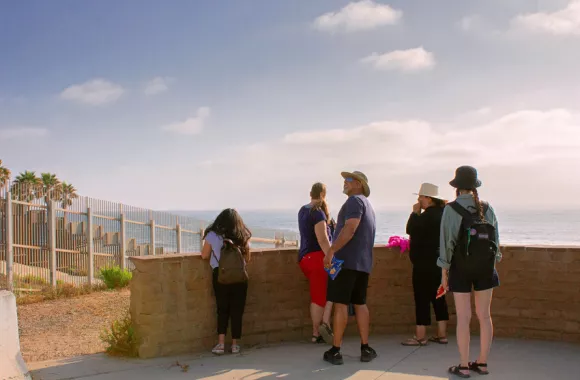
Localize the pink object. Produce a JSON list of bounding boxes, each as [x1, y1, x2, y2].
[[386, 236, 410, 253]]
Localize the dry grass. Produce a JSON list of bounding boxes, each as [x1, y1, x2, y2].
[[17, 288, 130, 362], [16, 282, 108, 305]]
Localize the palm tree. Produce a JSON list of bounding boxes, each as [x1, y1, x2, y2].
[[12, 171, 42, 201], [61, 182, 78, 225], [40, 172, 62, 205], [0, 160, 10, 190]]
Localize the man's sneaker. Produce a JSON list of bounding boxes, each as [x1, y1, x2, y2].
[[319, 323, 334, 345], [361, 346, 377, 362], [323, 349, 344, 365]]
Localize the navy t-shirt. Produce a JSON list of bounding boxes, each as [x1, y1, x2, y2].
[[298, 204, 330, 261], [333, 195, 376, 274]]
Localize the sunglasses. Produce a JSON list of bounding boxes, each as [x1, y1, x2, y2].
[[344, 177, 355, 182]]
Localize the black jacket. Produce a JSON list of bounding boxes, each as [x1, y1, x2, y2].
[[406, 206, 444, 269]]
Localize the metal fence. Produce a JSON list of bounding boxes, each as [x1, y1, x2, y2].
[[0, 185, 297, 292]]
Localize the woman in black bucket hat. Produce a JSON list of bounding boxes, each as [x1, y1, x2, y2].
[[438, 166, 502, 378]]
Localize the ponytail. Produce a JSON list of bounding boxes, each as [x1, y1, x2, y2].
[[472, 188, 485, 221], [310, 182, 330, 222]]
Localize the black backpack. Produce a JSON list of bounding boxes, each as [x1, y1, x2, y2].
[[212, 239, 248, 285], [448, 201, 498, 271]]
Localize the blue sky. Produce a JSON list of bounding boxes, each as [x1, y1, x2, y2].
[[1, 0, 580, 210]]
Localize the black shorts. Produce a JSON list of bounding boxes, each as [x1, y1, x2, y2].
[[327, 268, 369, 305], [449, 264, 500, 293]]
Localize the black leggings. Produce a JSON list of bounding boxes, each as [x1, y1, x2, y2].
[[212, 268, 248, 339], [412, 265, 449, 326]]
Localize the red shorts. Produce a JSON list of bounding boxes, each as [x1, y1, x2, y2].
[[299, 251, 328, 307]]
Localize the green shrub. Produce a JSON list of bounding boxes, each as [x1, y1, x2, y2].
[[99, 266, 132, 289], [100, 312, 139, 357]]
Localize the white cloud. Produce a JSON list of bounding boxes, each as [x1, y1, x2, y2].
[[0, 127, 48, 139], [100, 109, 580, 209], [313, 0, 402, 33], [144, 77, 173, 96], [60, 79, 124, 106], [207, 109, 580, 201], [361, 47, 436, 72], [511, 0, 580, 36], [161, 107, 211, 135]]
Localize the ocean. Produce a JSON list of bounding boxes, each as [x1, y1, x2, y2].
[[177, 208, 580, 246]]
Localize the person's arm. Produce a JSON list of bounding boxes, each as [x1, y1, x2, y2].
[[437, 206, 459, 270], [200, 231, 217, 260], [406, 211, 422, 237], [327, 197, 363, 257], [486, 204, 502, 263], [201, 240, 212, 260], [314, 220, 331, 254]]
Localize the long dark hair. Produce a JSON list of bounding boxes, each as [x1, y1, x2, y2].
[[456, 188, 485, 221], [310, 182, 330, 222], [428, 197, 447, 208], [204, 208, 252, 260]]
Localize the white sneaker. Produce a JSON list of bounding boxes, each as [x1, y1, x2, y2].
[[231, 344, 241, 354], [212, 343, 225, 355]]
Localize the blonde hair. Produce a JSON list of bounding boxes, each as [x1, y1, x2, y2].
[[310, 182, 330, 222]]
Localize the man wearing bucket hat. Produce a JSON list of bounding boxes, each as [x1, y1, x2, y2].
[[322, 171, 377, 365]]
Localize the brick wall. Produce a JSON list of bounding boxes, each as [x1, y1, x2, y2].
[[129, 245, 580, 358]]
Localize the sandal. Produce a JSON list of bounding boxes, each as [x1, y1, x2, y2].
[[401, 337, 428, 346], [428, 336, 448, 344], [319, 323, 334, 345], [468, 361, 489, 375], [448, 365, 470, 378], [311, 335, 324, 344]]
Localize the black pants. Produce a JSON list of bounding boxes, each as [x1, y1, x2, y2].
[[212, 268, 248, 339], [412, 265, 449, 326]]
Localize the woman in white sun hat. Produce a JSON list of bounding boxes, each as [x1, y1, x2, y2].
[[402, 183, 449, 347]]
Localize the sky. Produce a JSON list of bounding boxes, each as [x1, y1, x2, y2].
[[1, 0, 580, 211]]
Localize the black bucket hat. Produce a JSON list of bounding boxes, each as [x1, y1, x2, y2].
[[449, 166, 482, 189]]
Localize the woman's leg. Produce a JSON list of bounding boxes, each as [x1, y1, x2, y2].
[[432, 270, 449, 339], [229, 281, 249, 345], [301, 252, 329, 338], [412, 268, 429, 340], [229, 281, 248, 341], [212, 270, 229, 345], [310, 303, 324, 336], [454, 292, 472, 375], [474, 288, 494, 365]]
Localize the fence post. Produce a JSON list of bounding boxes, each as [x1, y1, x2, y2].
[[120, 213, 126, 270], [150, 219, 156, 255], [48, 200, 57, 287], [6, 192, 14, 292], [87, 207, 94, 285], [176, 223, 182, 254], [199, 228, 205, 252]]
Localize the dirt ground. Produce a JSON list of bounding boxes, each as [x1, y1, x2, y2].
[[17, 289, 130, 362]]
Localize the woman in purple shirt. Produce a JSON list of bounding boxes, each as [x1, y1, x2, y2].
[[298, 182, 334, 344]]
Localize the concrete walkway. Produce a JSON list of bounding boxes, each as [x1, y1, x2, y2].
[[28, 335, 579, 380]]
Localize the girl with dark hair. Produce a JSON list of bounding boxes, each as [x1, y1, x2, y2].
[[438, 166, 502, 378], [201, 208, 252, 355], [298, 182, 334, 344], [402, 183, 449, 346]]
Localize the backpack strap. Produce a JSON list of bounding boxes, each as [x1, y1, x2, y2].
[[448, 201, 474, 225], [449, 201, 489, 224]]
